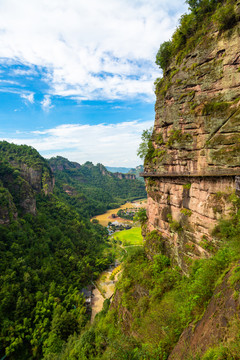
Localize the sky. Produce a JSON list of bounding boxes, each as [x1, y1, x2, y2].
[[0, 0, 188, 167]]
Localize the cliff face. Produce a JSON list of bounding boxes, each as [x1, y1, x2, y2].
[[0, 141, 54, 223], [49, 157, 137, 180], [143, 13, 240, 270], [113, 172, 136, 180]]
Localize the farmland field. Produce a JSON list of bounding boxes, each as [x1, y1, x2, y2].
[[113, 227, 143, 246], [92, 199, 147, 227]]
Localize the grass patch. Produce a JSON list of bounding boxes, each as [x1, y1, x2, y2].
[[113, 227, 143, 246]]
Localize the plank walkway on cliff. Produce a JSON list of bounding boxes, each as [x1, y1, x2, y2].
[[140, 171, 240, 178]]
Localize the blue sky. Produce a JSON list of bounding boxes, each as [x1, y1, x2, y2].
[[0, 0, 187, 167]]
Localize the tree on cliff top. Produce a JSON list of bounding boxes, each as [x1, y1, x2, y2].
[[155, 0, 236, 71]]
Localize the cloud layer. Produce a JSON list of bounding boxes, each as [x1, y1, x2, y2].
[[0, 0, 187, 101], [6, 120, 154, 166]]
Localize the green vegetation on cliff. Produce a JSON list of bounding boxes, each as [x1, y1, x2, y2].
[[156, 0, 239, 72], [49, 194, 240, 359], [0, 141, 52, 172]]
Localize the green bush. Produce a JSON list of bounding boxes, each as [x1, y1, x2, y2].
[[155, 41, 173, 71], [214, 2, 237, 31], [155, 0, 233, 73], [186, 0, 224, 15]]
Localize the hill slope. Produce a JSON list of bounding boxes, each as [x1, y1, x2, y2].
[[48, 156, 146, 218], [0, 142, 111, 359]]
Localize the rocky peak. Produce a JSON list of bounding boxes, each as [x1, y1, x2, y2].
[[48, 156, 81, 172]]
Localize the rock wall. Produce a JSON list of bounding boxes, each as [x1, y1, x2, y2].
[[0, 142, 55, 223], [15, 163, 55, 195], [143, 16, 240, 269], [114, 172, 136, 180], [146, 175, 235, 271]]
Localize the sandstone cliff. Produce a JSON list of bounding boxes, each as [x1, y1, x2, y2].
[[143, 3, 240, 271], [113, 172, 136, 180], [0, 141, 54, 223]]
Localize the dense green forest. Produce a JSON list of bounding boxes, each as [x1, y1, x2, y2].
[[48, 156, 146, 218], [0, 141, 147, 359], [0, 195, 111, 359], [0, 141, 115, 359], [34, 194, 240, 360]]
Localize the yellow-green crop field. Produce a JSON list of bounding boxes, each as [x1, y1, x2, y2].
[[113, 227, 143, 246]]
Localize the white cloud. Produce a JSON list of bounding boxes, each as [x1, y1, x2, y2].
[[12, 68, 37, 76], [21, 92, 34, 103], [4, 120, 154, 167], [41, 95, 53, 111], [0, 79, 19, 85], [0, 0, 187, 101]]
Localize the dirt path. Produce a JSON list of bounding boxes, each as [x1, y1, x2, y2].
[[91, 269, 119, 323], [91, 287, 104, 322]]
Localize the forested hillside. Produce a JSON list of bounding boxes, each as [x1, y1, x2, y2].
[[36, 0, 240, 359], [0, 142, 112, 359], [48, 156, 146, 218]]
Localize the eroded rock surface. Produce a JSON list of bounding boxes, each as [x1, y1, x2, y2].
[[144, 20, 240, 269], [0, 141, 54, 223]]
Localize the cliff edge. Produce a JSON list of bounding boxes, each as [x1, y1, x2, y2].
[[143, 0, 240, 271]]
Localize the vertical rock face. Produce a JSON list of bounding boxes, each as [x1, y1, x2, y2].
[[114, 172, 136, 180], [15, 163, 55, 195], [143, 19, 240, 270], [0, 141, 55, 223]]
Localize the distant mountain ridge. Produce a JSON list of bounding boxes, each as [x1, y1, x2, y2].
[[0, 146, 146, 224], [106, 165, 144, 180], [106, 166, 132, 173], [48, 156, 146, 218]]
